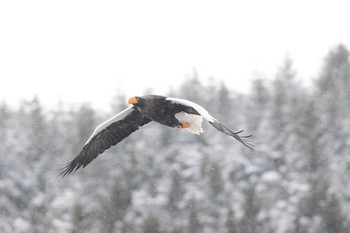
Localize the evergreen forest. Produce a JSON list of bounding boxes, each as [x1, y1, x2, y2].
[[1, 44, 350, 233]]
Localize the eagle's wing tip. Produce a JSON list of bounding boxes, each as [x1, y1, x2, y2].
[[57, 161, 78, 177], [57, 166, 71, 177]]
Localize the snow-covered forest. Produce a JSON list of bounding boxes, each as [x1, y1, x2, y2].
[[1, 44, 350, 233]]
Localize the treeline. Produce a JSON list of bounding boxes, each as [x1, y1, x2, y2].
[[0, 44, 350, 233]]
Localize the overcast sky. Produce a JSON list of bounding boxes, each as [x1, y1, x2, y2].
[[1, 0, 349, 110]]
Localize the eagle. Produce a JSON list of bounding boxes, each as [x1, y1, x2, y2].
[[60, 95, 253, 176]]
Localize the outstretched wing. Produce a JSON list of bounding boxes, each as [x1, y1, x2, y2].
[[60, 106, 151, 176], [166, 97, 253, 150]]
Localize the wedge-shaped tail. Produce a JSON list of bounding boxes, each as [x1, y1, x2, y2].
[[209, 120, 254, 150]]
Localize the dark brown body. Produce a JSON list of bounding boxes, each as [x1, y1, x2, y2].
[[134, 95, 200, 127]]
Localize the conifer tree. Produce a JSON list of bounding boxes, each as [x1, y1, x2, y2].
[[319, 193, 350, 233], [239, 186, 261, 233], [294, 98, 327, 173], [71, 200, 88, 233], [316, 44, 350, 98], [0, 102, 10, 178], [215, 82, 235, 128], [208, 160, 224, 201], [225, 205, 237, 233], [270, 57, 299, 140], [99, 179, 132, 233], [167, 169, 185, 214], [68, 103, 98, 154], [187, 198, 202, 233], [25, 97, 49, 164], [315, 44, 350, 150], [246, 78, 270, 131], [142, 214, 163, 233]]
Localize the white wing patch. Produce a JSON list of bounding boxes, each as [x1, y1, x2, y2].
[[85, 106, 134, 145], [175, 112, 203, 135], [166, 97, 216, 122]]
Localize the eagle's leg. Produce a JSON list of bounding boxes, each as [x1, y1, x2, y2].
[[179, 122, 190, 128]]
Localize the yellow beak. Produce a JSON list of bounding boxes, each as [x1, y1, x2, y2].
[[128, 97, 138, 105]]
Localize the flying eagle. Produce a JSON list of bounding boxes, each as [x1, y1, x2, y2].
[[60, 95, 253, 176]]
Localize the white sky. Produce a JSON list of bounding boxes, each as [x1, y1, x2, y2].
[[1, 0, 349, 110]]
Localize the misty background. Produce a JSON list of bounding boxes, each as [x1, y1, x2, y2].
[[1, 44, 350, 232], [2, 0, 350, 232], [1, 0, 350, 109]]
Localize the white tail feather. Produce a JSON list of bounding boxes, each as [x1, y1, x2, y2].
[[175, 112, 203, 135]]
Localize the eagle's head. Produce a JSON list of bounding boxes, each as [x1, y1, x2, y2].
[[128, 96, 144, 106]]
